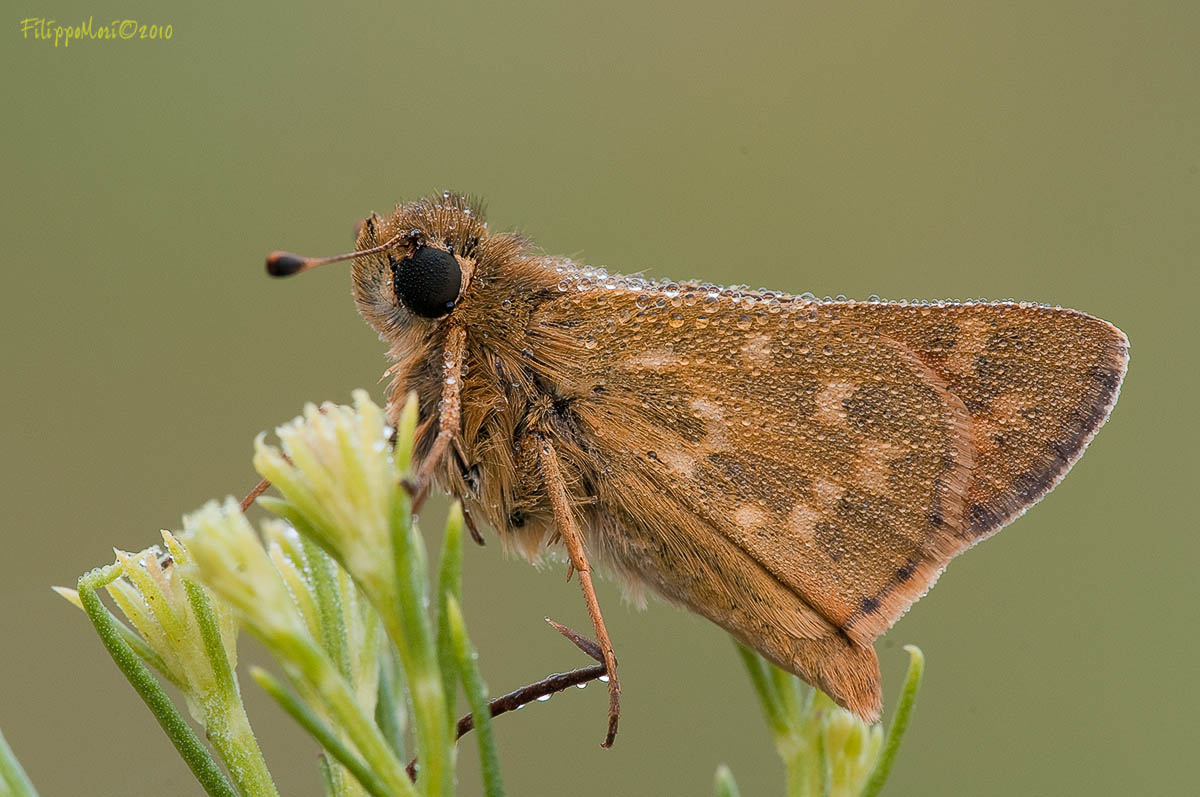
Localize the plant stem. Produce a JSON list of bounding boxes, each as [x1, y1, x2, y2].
[[860, 645, 924, 797], [273, 631, 417, 797], [77, 569, 237, 797], [445, 597, 504, 797], [0, 726, 37, 797], [253, 668, 391, 797], [374, 646, 407, 762], [435, 504, 465, 727], [184, 581, 279, 797], [385, 491, 450, 797]]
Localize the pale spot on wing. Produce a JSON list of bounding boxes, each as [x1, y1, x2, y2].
[[856, 440, 904, 495], [740, 334, 773, 367], [944, 317, 992, 376], [691, 397, 729, 450], [631, 350, 684, 370], [659, 446, 697, 478], [787, 503, 821, 541], [814, 478, 842, 507], [973, 393, 1029, 458], [734, 504, 769, 529], [814, 381, 858, 426]]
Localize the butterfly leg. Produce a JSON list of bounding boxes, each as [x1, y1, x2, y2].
[[240, 477, 272, 511], [537, 437, 621, 748], [409, 325, 467, 512]]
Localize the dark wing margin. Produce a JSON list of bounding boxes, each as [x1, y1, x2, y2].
[[842, 309, 1129, 644]]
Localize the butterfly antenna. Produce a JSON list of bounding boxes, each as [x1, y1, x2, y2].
[[265, 230, 409, 277]]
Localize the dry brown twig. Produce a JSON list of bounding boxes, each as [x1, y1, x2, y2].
[[406, 619, 609, 782]]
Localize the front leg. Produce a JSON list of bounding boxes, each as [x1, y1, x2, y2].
[[409, 324, 467, 512], [537, 437, 621, 748]]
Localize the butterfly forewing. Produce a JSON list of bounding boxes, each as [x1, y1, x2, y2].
[[530, 277, 1128, 648]]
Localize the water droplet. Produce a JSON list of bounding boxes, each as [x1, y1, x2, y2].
[[669, 313, 684, 328], [736, 314, 752, 330], [584, 336, 597, 349], [598, 675, 610, 683], [822, 345, 833, 355], [557, 280, 570, 292], [536, 694, 552, 702]]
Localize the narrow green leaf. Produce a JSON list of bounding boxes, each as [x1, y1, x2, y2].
[[770, 663, 803, 725], [445, 597, 504, 797], [394, 393, 419, 474], [375, 645, 408, 762], [55, 586, 180, 690], [435, 503, 466, 725], [183, 582, 238, 699], [302, 534, 353, 682], [252, 667, 391, 797], [317, 755, 337, 797], [733, 641, 790, 738], [183, 581, 279, 797], [713, 764, 741, 797], [77, 571, 237, 797], [387, 489, 451, 797], [0, 726, 37, 797], [860, 645, 924, 797]]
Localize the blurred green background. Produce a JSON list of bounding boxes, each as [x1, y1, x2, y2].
[[2, 1, 1196, 794]]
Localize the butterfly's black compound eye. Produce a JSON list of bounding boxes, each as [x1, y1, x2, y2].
[[391, 245, 462, 318]]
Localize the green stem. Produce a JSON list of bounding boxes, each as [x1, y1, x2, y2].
[[184, 581, 278, 797], [271, 631, 417, 797], [435, 504, 465, 726], [784, 751, 815, 797], [298, 541, 355, 797], [446, 597, 504, 797], [252, 668, 391, 797], [771, 664, 804, 728], [88, 600, 180, 690], [385, 491, 450, 797], [733, 641, 790, 738], [204, 699, 282, 797], [302, 535, 352, 682], [374, 646, 407, 762], [77, 569, 237, 797], [0, 726, 37, 797], [860, 645, 924, 797]]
